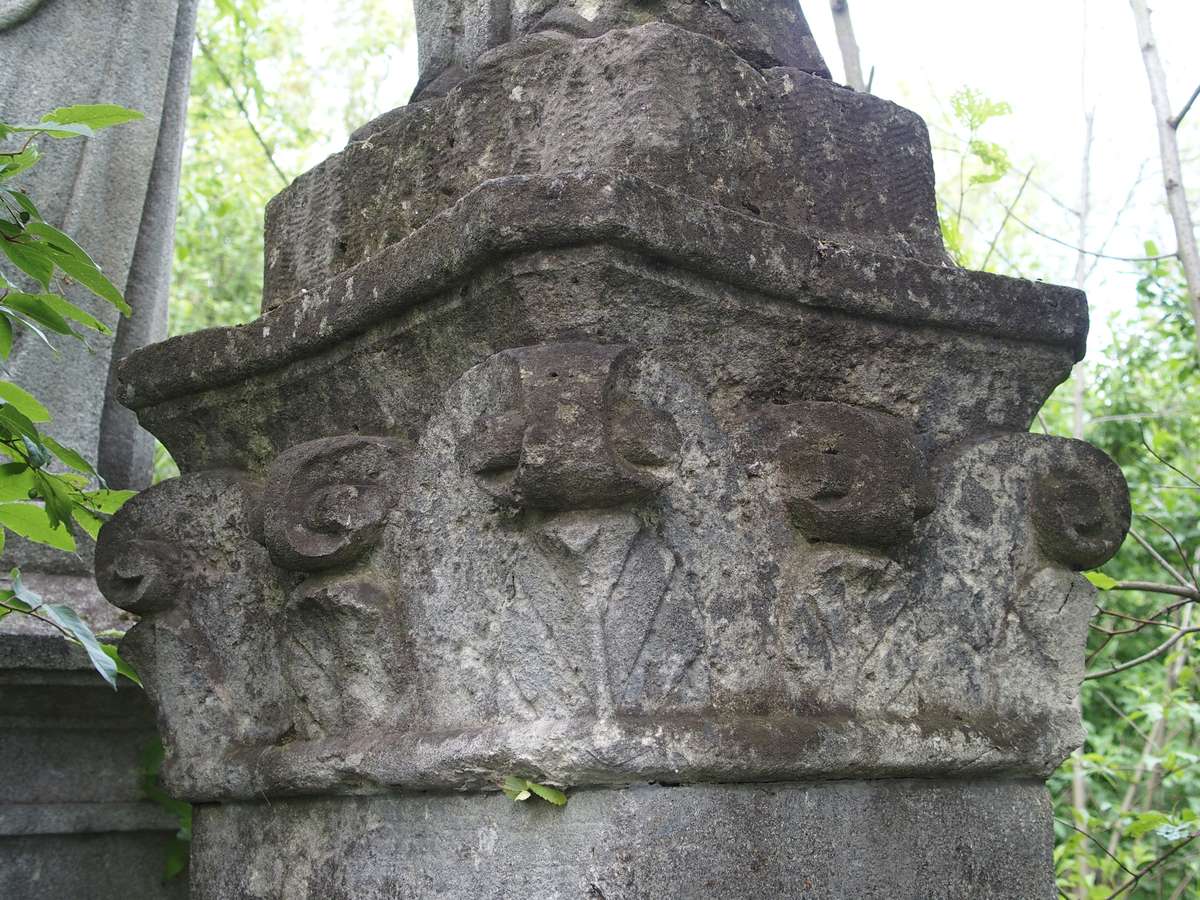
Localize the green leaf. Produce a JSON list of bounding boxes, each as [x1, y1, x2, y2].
[[33, 471, 76, 529], [2, 307, 57, 354], [23, 222, 130, 315], [71, 507, 103, 540], [526, 781, 568, 806], [0, 235, 54, 289], [1084, 571, 1118, 591], [0, 462, 35, 501], [1127, 811, 1170, 838], [0, 381, 50, 422], [39, 292, 112, 335], [82, 488, 135, 515], [0, 402, 44, 443], [0, 314, 12, 359], [163, 837, 189, 881], [499, 776, 567, 805], [0, 501, 75, 551], [100, 643, 141, 686], [43, 435, 97, 478], [0, 146, 40, 182], [500, 775, 529, 801], [39, 602, 118, 688], [1, 291, 77, 336], [1, 188, 41, 221], [8, 122, 95, 138], [42, 104, 144, 132]]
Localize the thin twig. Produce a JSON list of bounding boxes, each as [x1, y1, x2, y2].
[[1141, 433, 1200, 490], [982, 166, 1034, 270], [195, 35, 290, 187], [1104, 831, 1198, 898], [1085, 626, 1200, 680], [1054, 818, 1139, 879], [1008, 212, 1177, 262], [1139, 514, 1198, 589], [1171, 81, 1200, 129], [1130, 529, 1193, 589], [1110, 581, 1199, 600], [0, 600, 74, 642]]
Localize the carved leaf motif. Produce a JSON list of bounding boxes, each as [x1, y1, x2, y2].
[[498, 566, 594, 719], [603, 530, 676, 703]]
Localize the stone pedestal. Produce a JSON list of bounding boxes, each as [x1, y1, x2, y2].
[[0, 635, 185, 900], [95, 5, 1129, 898], [191, 780, 1054, 899]]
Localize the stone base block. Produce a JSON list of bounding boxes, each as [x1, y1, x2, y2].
[[191, 778, 1054, 899]]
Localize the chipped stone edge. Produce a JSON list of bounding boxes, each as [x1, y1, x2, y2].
[[118, 170, 1088, 411]]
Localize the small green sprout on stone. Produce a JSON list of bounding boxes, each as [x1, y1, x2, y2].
[[500, 776, 568, 806]]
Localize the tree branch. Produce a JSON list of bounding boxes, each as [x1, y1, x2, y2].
[[1170, 81, 1200, 129], [1105, 831, 1198, 898], [828, 0, 866, 92], [195, 34, 290, 188], [1008, 212, 1177, 262], [1129, 0, 1200, 356], [1085, 626, 1200, 680], [981, 166, 1033, 271]]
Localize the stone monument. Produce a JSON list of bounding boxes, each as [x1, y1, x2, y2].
[[96, 2, 1130, 897]]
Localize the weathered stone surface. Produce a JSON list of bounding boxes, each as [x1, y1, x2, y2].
[[124, 172, 1083, 478], [0, 634, 185, 900], [190, 780, 1055, 900], [265, 25, 942, 310], [95, 4, 1130, 895], [97, 341, 1117, 803], [411, 0, 829, 99]]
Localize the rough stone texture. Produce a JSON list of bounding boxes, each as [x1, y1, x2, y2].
[[411, 0, 828, 99], [264, 25, 942, 311], [95, 3, 1131, 895], [0, 634, 185, 900], [0, 0, 198, 492], [191, 780, 1055, 900]]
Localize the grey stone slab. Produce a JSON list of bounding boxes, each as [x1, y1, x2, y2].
[[0, 633, 184, 898], [0, 832, 186, 900], [190, 779, 1055, 899]]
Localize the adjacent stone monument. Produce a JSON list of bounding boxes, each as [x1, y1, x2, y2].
[[96, 2, 1130, 896], [0, 3, 198, 898]]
